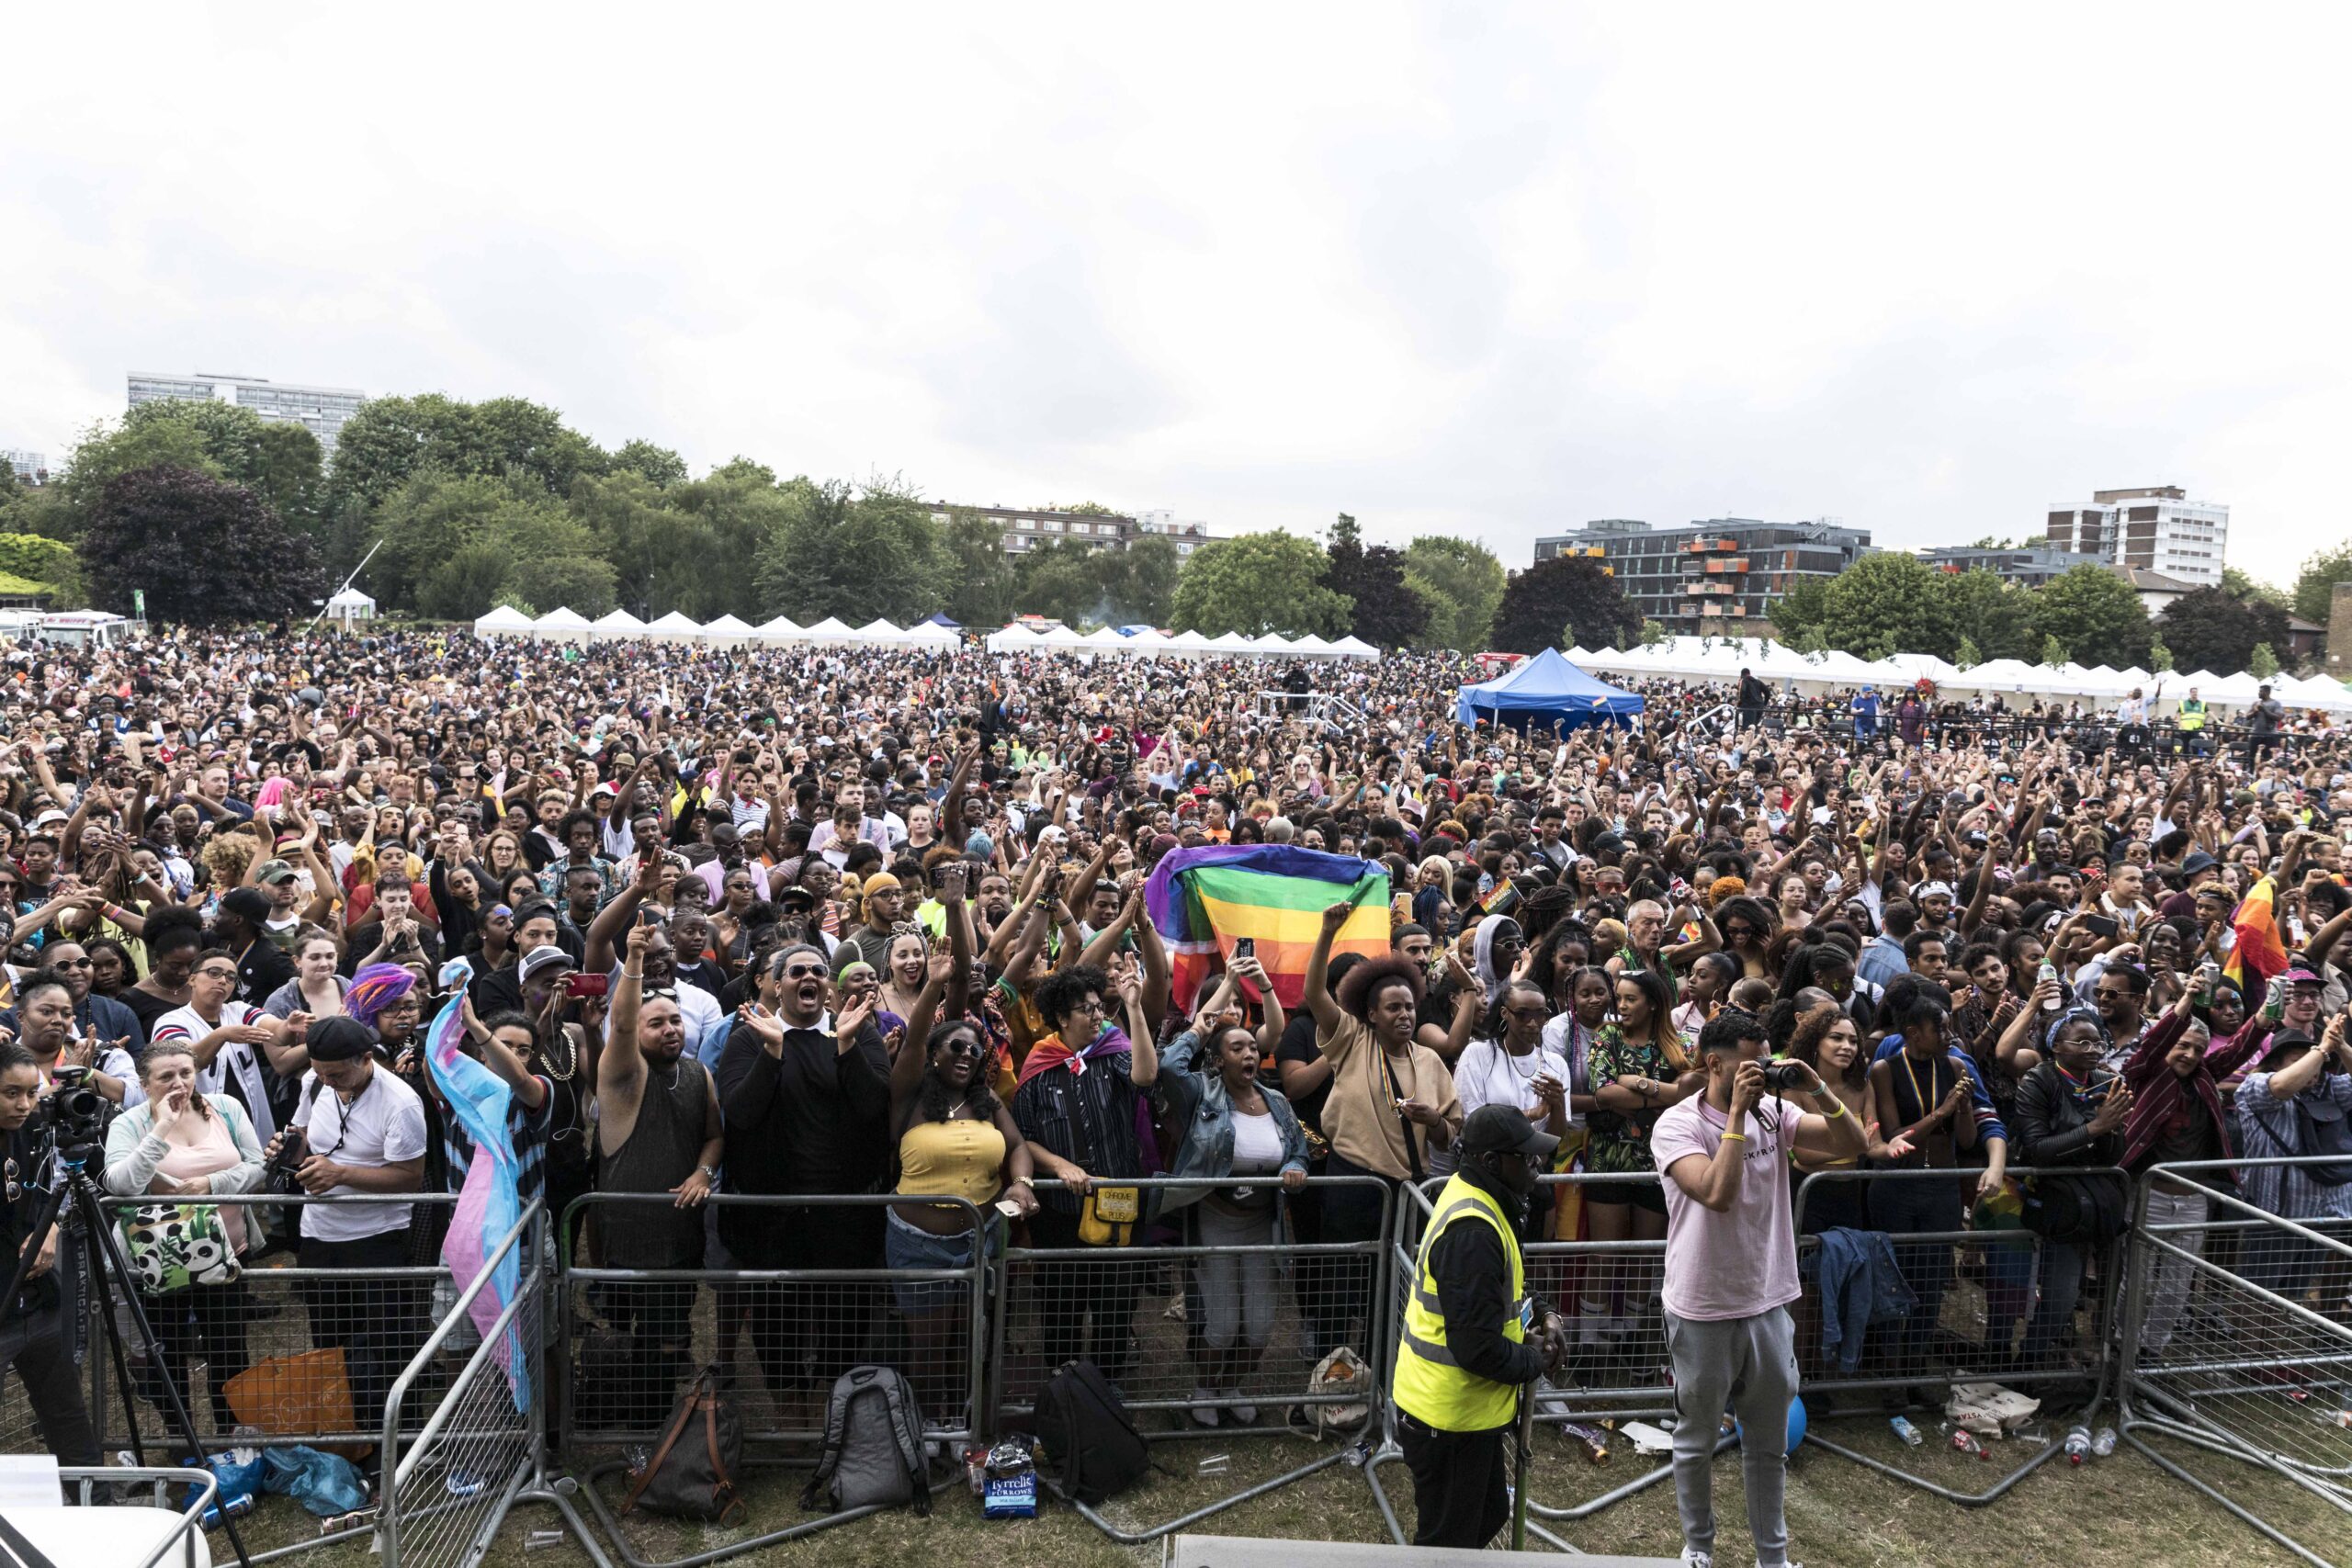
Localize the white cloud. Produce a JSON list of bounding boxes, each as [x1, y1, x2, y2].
[[0, 2, 2344, 579]]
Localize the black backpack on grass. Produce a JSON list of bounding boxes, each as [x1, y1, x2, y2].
[[1028, 1360, 1148, 1504], [801, 1365, 931, 1516]]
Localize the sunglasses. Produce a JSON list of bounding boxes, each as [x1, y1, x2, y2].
[[934, 1036, 983, 1060], [781, 964, 827, 981]]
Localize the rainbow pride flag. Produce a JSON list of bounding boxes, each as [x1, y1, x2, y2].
[[425, 961, 530, 1414], [1146, 844, 1391, 1012], [2224, 874, 2290, 993]]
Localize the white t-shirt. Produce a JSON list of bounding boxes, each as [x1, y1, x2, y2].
[[1430, 1037, 1569, 1179], [1651, 1092, 1807, 1322], [290, 1065, 429, 1241]]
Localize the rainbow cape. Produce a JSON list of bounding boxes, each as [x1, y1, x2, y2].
[[2224, 874, 2290, 992], [1145, 844, 1390, 1012], [424, 961, 530, 1413]]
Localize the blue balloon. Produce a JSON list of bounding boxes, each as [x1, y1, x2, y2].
[[1734, 1395, 1806, 1451]]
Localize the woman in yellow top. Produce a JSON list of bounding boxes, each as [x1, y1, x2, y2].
[[886, 876, 1037, 1416]]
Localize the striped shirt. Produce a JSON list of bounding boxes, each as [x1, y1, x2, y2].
[[2235, 1069, 2352, 1224]]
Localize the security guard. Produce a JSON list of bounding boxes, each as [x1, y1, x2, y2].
[[2177, 685, 2208, 757], [1392, 1104, 1568, 1548]]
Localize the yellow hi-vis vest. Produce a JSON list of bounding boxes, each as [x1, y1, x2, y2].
[[2177, 697, 2206, 732], [1392, 1172, 1529, 1432]]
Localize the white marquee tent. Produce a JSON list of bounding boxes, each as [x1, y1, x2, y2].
[[473, 604, 535, 637], [591, 608, 647, 641], [532, 606, 593, 643]]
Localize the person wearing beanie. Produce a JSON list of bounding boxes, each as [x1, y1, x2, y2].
[[835, 870, 903, 976]]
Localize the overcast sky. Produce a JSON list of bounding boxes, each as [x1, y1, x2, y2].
[[4, 5, 2344, 578]]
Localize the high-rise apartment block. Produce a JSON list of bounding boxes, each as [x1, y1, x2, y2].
[[927, 502, 1216, 558], [2041, 486, 2226, 588], [1532, 517, 1872, 634], [127, 372, 367, 457]]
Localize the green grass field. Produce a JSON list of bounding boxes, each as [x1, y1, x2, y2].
[[225, 1409, 2352, 1568]]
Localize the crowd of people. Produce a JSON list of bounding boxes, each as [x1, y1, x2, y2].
[[0, 623, 2346, 1560]]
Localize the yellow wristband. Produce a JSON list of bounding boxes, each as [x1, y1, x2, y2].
[[1720, 1131, 1747, 1143], [1821, 1099, 1849, 1119]]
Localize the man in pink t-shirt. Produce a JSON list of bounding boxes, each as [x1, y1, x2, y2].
[[1652, 1009, 1865, 1568]]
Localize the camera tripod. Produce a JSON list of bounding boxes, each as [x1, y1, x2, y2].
[[0, 1126, 254, 1568]]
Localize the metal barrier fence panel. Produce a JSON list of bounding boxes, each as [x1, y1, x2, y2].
[[2120, 1160, 2352, 1568], [1790, 1166, 2124, 1505], [558, 1192, 991, 1451], [80, 1194, 459, 1455], [380, 1201, 547, 1568], [997, 1177, 1392, 1549]]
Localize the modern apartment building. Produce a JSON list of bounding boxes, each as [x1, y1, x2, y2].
[[928, 502, 1216, 558], [1532, 517, 1872, 633], [2041, 486, 2227, 588], [1917, 543, 2102, 588], [126, 372, 368, 457], [1, 450, 46, 484]]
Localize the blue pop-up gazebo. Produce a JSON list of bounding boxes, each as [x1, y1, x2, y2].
[[1454, 647, 1645, 731]]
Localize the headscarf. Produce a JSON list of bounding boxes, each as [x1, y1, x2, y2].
[[1473, 916, 1521, 1005], [345, 963, 419, 1030]]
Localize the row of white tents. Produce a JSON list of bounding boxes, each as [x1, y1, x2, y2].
[[980, 624, 1378, 659], [1569, 636, 2352, 715], [471, 605, 961, 648]]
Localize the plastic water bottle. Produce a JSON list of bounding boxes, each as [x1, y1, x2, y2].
[[2041, 964, 2062, 1011], [1890, 1416, 1923, 1447], [2092, 1427, 2118, 1458], [2064, 1426, 2092, 1465]]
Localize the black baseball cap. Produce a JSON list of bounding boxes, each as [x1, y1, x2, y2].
[[1457, 1103, 1559, 1160]]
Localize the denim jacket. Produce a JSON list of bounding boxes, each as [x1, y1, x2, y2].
[[1156, 1031, 1311, 1219]]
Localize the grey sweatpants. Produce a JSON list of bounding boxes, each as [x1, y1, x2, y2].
[[1665, 1304, 1797, 1568]]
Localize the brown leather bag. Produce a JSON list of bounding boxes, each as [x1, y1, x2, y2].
[[623, 1367, 747, 1525]]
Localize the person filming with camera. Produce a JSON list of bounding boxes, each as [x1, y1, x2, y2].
[[0, 1043, 100, 1468], [1653, 1009, 1867, 1568]]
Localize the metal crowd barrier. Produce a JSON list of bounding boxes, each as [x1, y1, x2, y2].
[[1000, 1176, 1394, 1547], [85, 1194, 460, 1455], [1790, 1165, 2127, 1505], [59, 1463, 218, 1568], [2120, 1157, 2352, 1568], [379, 1201, 548, 1568]]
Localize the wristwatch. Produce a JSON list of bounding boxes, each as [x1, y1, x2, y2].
[[696, 1164, 718, 1182]]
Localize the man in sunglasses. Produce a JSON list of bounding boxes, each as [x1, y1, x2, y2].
[[713, 942, 888, 1394]]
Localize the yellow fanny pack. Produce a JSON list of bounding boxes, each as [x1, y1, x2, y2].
[[1077, 1185, 1141, 1246]]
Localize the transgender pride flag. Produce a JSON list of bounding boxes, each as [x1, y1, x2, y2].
[[424, 961, 529, 1413], [1145, 844, 1390, 1013]]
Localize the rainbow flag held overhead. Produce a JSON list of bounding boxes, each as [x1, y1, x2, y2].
[[1146, 844, 1391, 1012], [2224, 874, 2290, 993], [425, 961, 530, 1414]]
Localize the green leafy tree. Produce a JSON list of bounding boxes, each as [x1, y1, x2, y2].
[[54, 400, 326, 539], [664, 468, 794, 621], [1939, 569, 2035, 661], [79, 467, 323, 625], [1012, 538, 1109, 626], [757, 474, 949, 626], [1320, 514, 1427, 648], [2158, 586, 2290, 675], [1955, 635, 1981, 670], [373, 470, 606, 616], [328, 394, 606, 512], [569, 470, 695, 617], [2149, 637, 2174, 672], [1639, 619, 1667, 648], [2222, 565, 2289, 610], [0, 482, 80, 543], [2041, 633, 2069, 665], [505, 553, 616, 617], [1170, 531, 1351, 637], [941, 509, 1015, 627], [2250, 642, 2279, 679], [1402, 536, 1506, 650], [2030, 565, 2152, 668], [1768, 576, 1829, 645], [0, 534, 84, 606], [2292, 544, 2352, 624], [1102, 536, 1180, 625], [608, 440, 688, 488], [1808, 552, 1953, 660], [1488, 557, 1640, 655]]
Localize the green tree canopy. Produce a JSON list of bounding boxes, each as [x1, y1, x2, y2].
[[2293, 544, 2352, 625], [2031, 565, 2152, 668], [2221, 565, 2289, 611], [1402, 536, 1506, 650], [756, 474, 949, 626], [79, 467, 323, 625], [1939, 568, 2037, 662], [2158, 585, 2290, 675], [941, 509, 1015, 627], [1170, 531, 1351, 637], [1807, 552, 1953, 661], [1321, 513, 1428, 649], [608, 439, 688, 488], [329, 393, 607, 513], [1487, 556, 1640, 654], [52, 400, 326, 541]]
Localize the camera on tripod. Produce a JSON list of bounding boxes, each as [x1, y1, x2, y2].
[[30, 1065, 107, 1150]]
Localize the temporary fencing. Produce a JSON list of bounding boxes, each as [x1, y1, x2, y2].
[[2120, 1157, 2352, 1568], [86, 1194, 458, 1455], [1792, 1165, 2128, 1504], [379, 1200, 548, 1568], [995, 1176, 1393, 1545]]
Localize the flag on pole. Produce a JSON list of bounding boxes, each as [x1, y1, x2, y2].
[[424, 961, 530, 1413], [2223, 874, 2290, 993], [1145, 844, 1391, 1012]]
